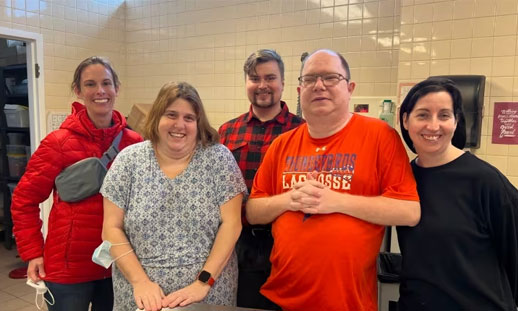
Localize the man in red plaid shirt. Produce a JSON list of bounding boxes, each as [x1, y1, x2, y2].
[[218, 49, 304, 310]]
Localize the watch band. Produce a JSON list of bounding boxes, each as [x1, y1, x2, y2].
[[197, 270, 215, 286]]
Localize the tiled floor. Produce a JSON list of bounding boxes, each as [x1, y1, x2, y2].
[[0, 246, 43, 311]]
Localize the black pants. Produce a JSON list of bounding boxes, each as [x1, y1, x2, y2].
[[44, 278, 113, 311], [236, 226, 280, 310], [238, 270, 279, 310]]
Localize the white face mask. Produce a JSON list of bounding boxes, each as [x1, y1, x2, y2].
[[92, 240, 132, 268], [26, 279, 55, 310]]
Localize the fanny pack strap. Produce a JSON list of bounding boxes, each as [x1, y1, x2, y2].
[[100, 130, 124, 167]]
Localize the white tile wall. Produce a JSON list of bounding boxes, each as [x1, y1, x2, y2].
[[0, 0, 126, 112], [399, 0, 518, 186], [124, 0, 401, 127], [1, 0, 517, 185]]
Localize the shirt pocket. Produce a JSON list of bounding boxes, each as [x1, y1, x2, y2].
[[227, 140, 247, 158], [224, 140, 247, 176], [228, 140, 247, 152]]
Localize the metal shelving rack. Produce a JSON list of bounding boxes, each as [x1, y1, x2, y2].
[[0, 63, 29, 249]]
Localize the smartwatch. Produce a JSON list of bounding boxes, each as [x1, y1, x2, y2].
[[197, 270, 215, 286]]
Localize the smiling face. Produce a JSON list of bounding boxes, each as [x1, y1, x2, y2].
[[156, 98, 198, 158], [403, 91, 458, 159], [246, 60, 284, 110], [74, 64, 118, 120], [298, 51, 355, 120]]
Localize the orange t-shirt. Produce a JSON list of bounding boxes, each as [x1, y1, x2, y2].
[[250, 114, 419, 311]]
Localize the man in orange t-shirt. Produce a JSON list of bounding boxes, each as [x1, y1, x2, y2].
[[246, 49, 420, 311]]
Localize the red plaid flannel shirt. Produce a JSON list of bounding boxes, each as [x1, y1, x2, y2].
[[218, 102, 304, 221]]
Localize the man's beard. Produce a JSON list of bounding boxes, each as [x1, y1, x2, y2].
[[251, 92, 276, 109]]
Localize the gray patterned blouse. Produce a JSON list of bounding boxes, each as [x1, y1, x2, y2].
[[100, 141, 247, 309]]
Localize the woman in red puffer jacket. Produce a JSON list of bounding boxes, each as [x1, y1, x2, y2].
[[11, 56, 142, 311]]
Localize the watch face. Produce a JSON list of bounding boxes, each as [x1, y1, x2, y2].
[[198, 270, 211, 283]]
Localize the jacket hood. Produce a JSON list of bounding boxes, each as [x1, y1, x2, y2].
[[60, 102, 127, 139]]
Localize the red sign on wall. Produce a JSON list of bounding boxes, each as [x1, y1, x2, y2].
[[492, 102, 518, 144]]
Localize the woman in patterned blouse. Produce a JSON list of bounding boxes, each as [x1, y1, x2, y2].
[[100, 81, 247, 311]]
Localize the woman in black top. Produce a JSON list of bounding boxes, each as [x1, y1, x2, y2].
[[398, 78, 518, 311]]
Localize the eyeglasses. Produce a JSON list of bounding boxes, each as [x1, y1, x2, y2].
[[298, 73, 349, 88]]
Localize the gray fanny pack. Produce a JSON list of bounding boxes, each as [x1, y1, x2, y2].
[[55, 131, 123, 202]]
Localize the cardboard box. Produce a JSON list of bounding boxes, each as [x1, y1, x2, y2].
[[127, 103, 152, 137]]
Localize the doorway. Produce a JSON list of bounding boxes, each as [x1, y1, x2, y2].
[[0, 27, 45, 250]]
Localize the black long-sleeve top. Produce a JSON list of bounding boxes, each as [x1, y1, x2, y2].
[[397, 152, 518, 311]]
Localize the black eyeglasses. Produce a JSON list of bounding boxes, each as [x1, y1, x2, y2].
[[298, 73, 349, 88]]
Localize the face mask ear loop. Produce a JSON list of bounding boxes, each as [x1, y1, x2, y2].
[[35, 287, 55, 310], [111, 242, 130, 246], [112, 249, 134, 263], [35, 293, 43, 311], [44, 287, 55, 307]]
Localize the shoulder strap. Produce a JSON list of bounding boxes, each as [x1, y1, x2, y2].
[[100, 130, 124, 167]]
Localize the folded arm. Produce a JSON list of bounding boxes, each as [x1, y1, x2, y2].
[[247, 176, 420, 226], [292, 177, 420, 226], [246, 191, 292, 225]]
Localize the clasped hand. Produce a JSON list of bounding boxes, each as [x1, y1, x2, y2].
[[289, 171, 340, 215], [134, 279, 210, 311]]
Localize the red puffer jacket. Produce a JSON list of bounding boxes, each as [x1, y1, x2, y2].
[[11, 102, 143, 284]]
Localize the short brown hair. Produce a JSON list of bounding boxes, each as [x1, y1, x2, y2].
[[143, 81, 219, 146], [71, 56, 120, 92], [243, 49, 284, 80]]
